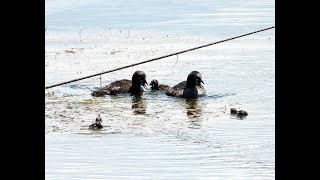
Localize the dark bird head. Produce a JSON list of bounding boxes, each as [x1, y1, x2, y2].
[[96, 114, 102, 124], [186, 71, 204, 88], [132, 70, 147, 87], [230, 108, 238, 115], [150, 79, 159, 90]]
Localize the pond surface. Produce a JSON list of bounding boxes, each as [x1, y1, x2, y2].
[[45, 0, 275, 179]]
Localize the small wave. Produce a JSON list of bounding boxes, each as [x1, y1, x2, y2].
[[206, 93, 236, 99], [68, 84, 93, 90]]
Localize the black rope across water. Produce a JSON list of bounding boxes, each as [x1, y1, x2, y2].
[[45, 26, 275, 89]]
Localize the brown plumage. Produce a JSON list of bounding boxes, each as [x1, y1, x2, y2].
[[150, 79, 170, 91], [166, 71, 205, 98], [91, 71, 147, 96]]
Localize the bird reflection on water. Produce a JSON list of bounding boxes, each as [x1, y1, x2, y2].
[[131, 94, 147, 115], [185, 98, 203, 129]]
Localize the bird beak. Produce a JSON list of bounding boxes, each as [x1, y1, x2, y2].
[[142, 79, 148, 87], [199, 79, 204, 88]]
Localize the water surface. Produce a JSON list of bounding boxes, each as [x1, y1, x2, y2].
[[45, 0, 275, 179]]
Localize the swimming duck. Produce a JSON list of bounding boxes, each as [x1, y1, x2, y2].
[[91, 70, 147, 96], [89, 114, 103, 130], [237, 110, 248, 118], [150, 79, 170, 91], [166, 71, 205, 98], [128, 70, 148, 94]]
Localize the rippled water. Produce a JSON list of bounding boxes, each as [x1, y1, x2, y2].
[[45, 0, 275, 179]]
